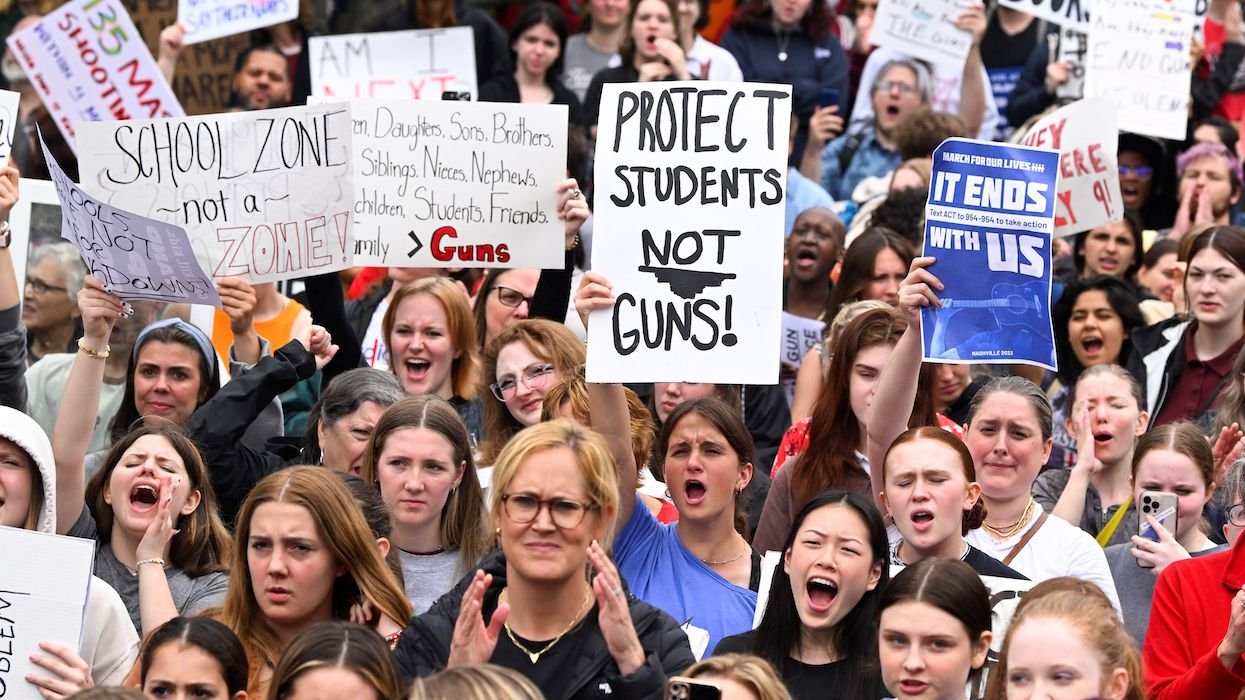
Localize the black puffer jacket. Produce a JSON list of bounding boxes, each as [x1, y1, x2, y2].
[[394, 551, 696, 699]]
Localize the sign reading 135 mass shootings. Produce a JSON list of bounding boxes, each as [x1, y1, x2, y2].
[[921, 138, 1060, 371], [587, 82, 791, 384]]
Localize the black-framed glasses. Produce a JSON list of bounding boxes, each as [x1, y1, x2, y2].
[[26, 277, 67, 295], [490, 363, 555, 401], [501, 493, 599, 529], [1228, 503, 1245, 527], [495, 286, 534, 308]]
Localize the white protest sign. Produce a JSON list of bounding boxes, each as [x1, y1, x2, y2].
[[0, 525, 96, 700], [1056, 28, 1088, 101], [1084, 0, 1195, 141], [0, 89, 19, 162], [5, 0, 183, 152], [75, 103, 354, 284], [178, 0, 300, 45], [872, 0, 971, 67], [970, 574, 1037, 699], [587, 82, 790, 383], [41, 134, 221, 306], [998, 0, 1208, 33], [1021, 99, 1121, 237], [310, 28, 477, 100], [8, 178, 61, 297], [343, 99, 568, 268], [780, 312, 825, 369]]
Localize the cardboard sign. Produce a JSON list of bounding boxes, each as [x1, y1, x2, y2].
[[344, 98, 568, 268], [587, 82, 791, 383], [5, 0, 184, 152], [780, 312, 825, 369], [309, 28, 477, 100], [75, 103, 355, 284], [1021, 99, 1121, 237], [41, 133, 221, 306], [1084, 0, 1196, 141], [178, 0, 300, 45], [872, 0, 971, 67], [921, 138, 1060, 370], [0, 525, 96, 700]]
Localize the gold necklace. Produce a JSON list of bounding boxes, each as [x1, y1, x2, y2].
[[702, 546, 750, 566], [981, 498, 1036, 540], [502, 588, 592, 664]]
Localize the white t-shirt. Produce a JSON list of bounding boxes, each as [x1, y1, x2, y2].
[[686, 35, 744, 82], [966, 502, 1122, 614], [360, 296, 391, 368]]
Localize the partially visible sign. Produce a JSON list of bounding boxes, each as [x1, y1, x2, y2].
[[309, 28, 477, 100], [1021, 98, 1121, 237], [178, 0, 299, 45], [780, 312, 825, 369], [872, 0, 971, 67]]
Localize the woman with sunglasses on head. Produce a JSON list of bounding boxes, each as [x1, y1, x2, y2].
[[393, 420, 696, 697], [478, 318, 586, 471], [576, 275, 760, 657]]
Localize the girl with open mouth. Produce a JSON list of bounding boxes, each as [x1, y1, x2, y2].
[[881, 427, 1025, 580], [868, 257, 1121, 604], [715, 491, 890, 699], [877, 559, 992, 700]]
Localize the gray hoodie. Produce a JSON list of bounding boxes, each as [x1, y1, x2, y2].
[[0, 406, 138, 686]]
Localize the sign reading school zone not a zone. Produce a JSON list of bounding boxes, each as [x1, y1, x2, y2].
[[587, 82, 791, 384]]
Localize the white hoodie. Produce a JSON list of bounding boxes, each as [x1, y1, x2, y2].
[[0, 406, 139, 686]]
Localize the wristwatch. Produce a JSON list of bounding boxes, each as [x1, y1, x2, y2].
[[0, 221, 10, 250]]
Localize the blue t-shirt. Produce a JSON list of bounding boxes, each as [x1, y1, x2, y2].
[[615, 494, 757, 655]]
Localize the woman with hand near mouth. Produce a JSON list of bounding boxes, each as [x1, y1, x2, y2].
[[383, 276, 483, 441], [583, 0, 690, 132], [478, 319, 585, 468], [53, 276, 232, 637], [714, 491, 890, 699], [1128, 226, 1245, 427], [877, 559, 992, 700], [219, 467, 411, 698], [881, 427, 1025, 579], [360, 395, 491, 614], [1032, 365, 1149, 545], [870, 258, 1120, 604], [1049, 276, 1146, 470]]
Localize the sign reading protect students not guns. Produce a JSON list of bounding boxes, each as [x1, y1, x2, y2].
[[587, 82, 791, 384]]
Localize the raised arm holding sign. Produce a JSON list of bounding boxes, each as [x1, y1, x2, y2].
[[586, 82, 791, 384], [177, 0, 299, 45]]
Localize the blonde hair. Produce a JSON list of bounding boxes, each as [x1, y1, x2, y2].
[[685, 654, 793, 700], [383, 277, 480, 399], [267, 622, 403, 700], [219, 467, 412, 694], [541, 364, 656, 474], [490, 420, 621, 547], [408, 664, 543, 700]]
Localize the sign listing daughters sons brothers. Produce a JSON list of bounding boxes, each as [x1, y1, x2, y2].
[[587, 82, 791, 383]]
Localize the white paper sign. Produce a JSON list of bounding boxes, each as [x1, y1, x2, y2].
[[0, 89, 20, 162], [1056, 28, 1088, 101], [178, 0, 300, 45], [780, 312, 825, 369], [0, 525, 96, 700], [41, 134, 222, 306], [309, 28, 477, 100], [998, 0, 1208, 33], [8, 178, 61, 297], [1020, 99, 1122, 237], [344, 98, 568, 268], [5, 0, 184, 152], [75, 103, 355, 284], [1084, 0, 1195, 141], [587, 82, 790, 383], [872, 0, 971, 67]]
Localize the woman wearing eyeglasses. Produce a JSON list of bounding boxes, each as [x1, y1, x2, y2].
[[474, 269, 541, 348], [393, 420, 696, 697], [383, 276, 484, 442], [478, 319, 586, 469]]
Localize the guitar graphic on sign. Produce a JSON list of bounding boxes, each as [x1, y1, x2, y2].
[[928, 280, 1048, 359]]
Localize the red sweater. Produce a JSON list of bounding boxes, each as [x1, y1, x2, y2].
[[1144, 538, 1245, 697]]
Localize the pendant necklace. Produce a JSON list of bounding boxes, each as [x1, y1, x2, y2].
[[501, 587, 592, 664], [777, 30, 792, 62]]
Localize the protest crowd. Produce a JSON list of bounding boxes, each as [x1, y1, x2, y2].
[[6, 0, 1245, 698]]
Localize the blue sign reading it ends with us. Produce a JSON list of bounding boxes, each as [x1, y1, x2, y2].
[[920, 138, 1061, 371]]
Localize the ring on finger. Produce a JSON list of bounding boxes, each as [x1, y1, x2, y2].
[[572, 188, 584, 199]]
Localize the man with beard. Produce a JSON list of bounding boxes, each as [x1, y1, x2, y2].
[[1169, 142, 1243, 239], [229, 45, 293, 111]]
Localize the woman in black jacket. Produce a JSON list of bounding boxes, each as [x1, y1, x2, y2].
[[480, 2, 585, 127], [393, 420, 695, 698]]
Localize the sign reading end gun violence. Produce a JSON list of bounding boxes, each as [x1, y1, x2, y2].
[[75, 103, 355, 284], [344, 98, 568, 269], [587, 82, 791, 384], [41, 133, 221, 306], [921, 138, 1060, 371], [6, 0, 183, 152]]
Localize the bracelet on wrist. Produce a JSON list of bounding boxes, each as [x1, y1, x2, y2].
[[77, 337, 110, 359], [135, 558, 166, 569]]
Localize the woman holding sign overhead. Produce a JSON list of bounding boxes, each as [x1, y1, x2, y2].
[[479, 2, 585, 127], [583, 0, 692, 132]]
